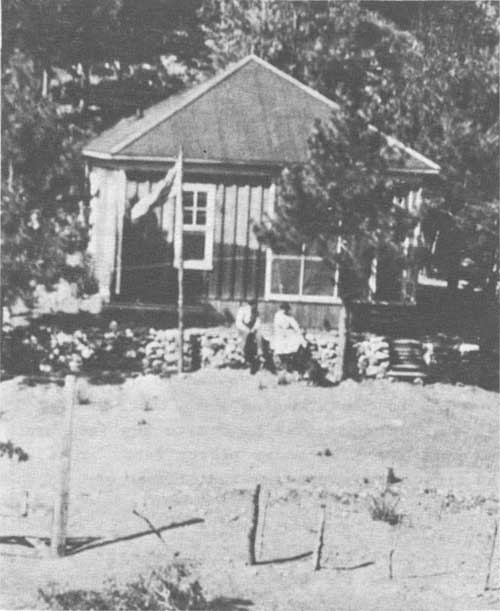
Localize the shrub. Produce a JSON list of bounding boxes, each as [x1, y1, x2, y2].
[[0, 440, 29, 462], [38, 563, 209, 610], [368, 491, 403, 526]]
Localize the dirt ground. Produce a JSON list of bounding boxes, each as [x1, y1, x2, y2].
[[0, 370, 499, 610]]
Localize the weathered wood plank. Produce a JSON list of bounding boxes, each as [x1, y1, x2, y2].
[[224, 183, 238, 299], [242, 185, 253, 299], [255, 184, 269, 299], [245, 184, 262, 299], [232, 184, 249, 300], [210, 182, 226, 299]]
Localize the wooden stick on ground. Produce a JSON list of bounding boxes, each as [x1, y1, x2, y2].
[[247, 484, 261, 565], [485, 519, 498, 591], [313, 504, 327, 571], [259, 490, 271, 560], [132, 509, 169, 551]]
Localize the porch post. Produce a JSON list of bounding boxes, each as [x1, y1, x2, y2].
[[114, 170, 127, 296]]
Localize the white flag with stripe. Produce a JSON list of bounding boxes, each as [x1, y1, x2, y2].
[[131, 151, 183, 223]]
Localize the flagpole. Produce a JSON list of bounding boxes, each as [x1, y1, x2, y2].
[[177, 148, 184, 374]]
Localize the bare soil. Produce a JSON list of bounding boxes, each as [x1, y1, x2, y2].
[[0, 370, 499, 610]]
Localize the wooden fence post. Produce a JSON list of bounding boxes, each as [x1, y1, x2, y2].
[[51, 374, 77, 557], [259, 490, 271, 559], [313, 504, 327, 571], [485, 519, 499, 591], [247, 484, 261, 565]]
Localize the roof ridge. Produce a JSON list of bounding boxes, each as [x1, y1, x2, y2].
[[86, 54, 439, 173], [109, 55, 256, 155], [248, 54, 340, 112]]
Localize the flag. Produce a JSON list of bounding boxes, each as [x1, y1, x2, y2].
[[130, 151, 183, 223]]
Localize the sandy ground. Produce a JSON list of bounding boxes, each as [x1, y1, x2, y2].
[[0, 370, 499, 610]]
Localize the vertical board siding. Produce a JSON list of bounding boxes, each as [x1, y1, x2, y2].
[[162, 184, 175, 243], [232, 184, 248, 299], [120, 171, 273, 303], [255, 184, 270, 298], [136, 180, 150, 202], [224, 183, 237, 299], [125, 179, 138, 208], [241, 185, 253, 299], [94, 168, 126, 300], [114, 171, 127, 296], [211, 178, 271, 302], [246, 184, 263, 299], [208, 182, 226, 299]]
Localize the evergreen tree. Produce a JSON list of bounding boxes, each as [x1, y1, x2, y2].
[[1, 51, 90, 309]]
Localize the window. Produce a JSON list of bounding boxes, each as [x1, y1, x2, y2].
[[265, 246, 340, 303], [174, 183, 215, 270]]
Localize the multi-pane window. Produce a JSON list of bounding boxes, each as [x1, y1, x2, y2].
[[174, 183, 215, 270], [265, 246, 340, 303]]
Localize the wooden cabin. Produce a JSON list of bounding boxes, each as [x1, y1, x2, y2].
[[83, 55, 440, 328]]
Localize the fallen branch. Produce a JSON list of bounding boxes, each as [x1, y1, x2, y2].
[[485, 519, 499, 592], [334, 560, 375, 571], [407, 571, 451, 579], [132, 509, 169, 550], [65, 518, 204, 556]]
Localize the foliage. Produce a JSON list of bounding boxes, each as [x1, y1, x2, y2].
[[2, 0, 206, 124], [368, 490, 403, 526], [3, 0, 205, 71], [38, 562, 209, 610], [398, 2, 500, 292], [0, 440, 29, 462], [1, 51, 92, 308], [2, 0, 498, 307], [203, 0, 499, 295], [258, 108, 415, 299], [201, 0, 418, 130]]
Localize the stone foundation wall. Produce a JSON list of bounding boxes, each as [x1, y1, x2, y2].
[[2, 321, 497, 389]]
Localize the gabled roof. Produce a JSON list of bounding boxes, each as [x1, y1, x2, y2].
[[83, 55, 440, 174]]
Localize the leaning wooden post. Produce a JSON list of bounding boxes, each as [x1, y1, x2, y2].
[[247, 484, 261, 565], [313, 503, 327, 571], [51, 374, 77, 557]]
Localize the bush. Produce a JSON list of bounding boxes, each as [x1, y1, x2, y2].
[[368, 491, 403, 526], [38, 563, 209, 610], [0, 440, 29, 462]]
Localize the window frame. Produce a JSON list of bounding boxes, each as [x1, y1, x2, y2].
[[264, 248, 341, 304], [174, 183, 215, 271]]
